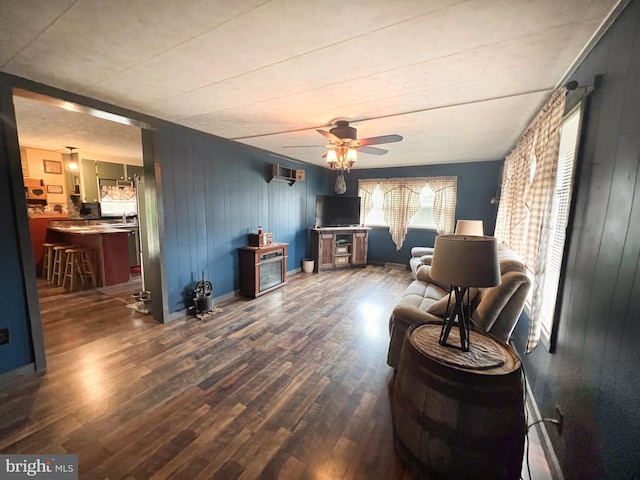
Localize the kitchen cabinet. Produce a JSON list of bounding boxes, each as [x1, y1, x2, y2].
[[81, 160, 143, 202], [97, 161, 125, 180], [126, 164, 143, 181]]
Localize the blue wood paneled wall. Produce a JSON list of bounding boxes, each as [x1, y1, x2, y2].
[[511, 2, 640, 478], [156, 125, 329, 312]]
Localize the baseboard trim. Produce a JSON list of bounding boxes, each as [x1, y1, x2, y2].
[[524, 376, 565, 480], [0, 363, 37, 385]]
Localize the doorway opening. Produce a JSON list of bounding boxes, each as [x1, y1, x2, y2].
[[12, 88, 157, 322]]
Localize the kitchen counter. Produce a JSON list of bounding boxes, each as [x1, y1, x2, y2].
[[46, 221, 134, 286], [48, 225, 131, 234]]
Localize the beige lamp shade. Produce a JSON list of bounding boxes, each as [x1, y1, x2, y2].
[[455, 219, 484, 236], [430, 235, 500, 288]]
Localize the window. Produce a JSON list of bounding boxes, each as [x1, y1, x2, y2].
[[363, 184, 387, 227], [408, 183, 437, 230], [537, 105, 581, 342], [358, 177, 457, 250], [364, 182, 437, 229], [494, 88, 579, 352]]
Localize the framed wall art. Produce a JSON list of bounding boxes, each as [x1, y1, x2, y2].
[[47, 184, 64, 194], [43, 159, 62, 174]]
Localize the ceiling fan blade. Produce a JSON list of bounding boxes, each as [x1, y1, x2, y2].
[[317, 129, 342, 143], [358, 134, 403, 146], [282, 145, 325, 148], [358, 146, 388, 155]]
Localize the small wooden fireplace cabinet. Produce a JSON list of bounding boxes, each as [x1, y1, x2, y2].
[[239, 243, 288, 298]]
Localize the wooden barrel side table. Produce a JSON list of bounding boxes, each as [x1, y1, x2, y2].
[[392, 324, 525, 480]]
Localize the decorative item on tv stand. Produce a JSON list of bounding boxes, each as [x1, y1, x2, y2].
[[249, 226, 273, 247]]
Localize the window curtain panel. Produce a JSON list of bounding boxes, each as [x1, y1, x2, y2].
[[358, 179, 378, 225], [494, 88, 567, 353], [358, 176, 457, 250], [379, 178, 422, 250], [426, 176, 457, 236]]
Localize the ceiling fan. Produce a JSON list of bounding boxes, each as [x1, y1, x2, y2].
[[317, 120, 402, 154], [284, 120, 403, 194], [284, 120, 403, 170]]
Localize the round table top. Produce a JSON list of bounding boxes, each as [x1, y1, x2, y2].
[[410, 324, 519, 372]]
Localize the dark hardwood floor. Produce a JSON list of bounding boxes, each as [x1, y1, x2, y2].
[[0, 266, 414, 479]]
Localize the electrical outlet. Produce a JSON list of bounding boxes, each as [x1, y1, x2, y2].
[[554, 405, 564, 436], [0, 328, 9, 345]]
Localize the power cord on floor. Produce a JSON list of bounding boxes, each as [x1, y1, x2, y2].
[[515, 345, 561, 480], [523, 417, 562, 480]]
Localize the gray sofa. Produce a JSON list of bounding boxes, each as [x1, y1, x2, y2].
[[388, 243, 531, 368], [409, 246, 434, 279]]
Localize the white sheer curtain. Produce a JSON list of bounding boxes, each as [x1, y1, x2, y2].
[[495, 88, 567, 352], [358, 176, 457, 250]]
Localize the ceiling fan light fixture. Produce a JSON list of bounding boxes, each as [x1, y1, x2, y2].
[[347, 147, 357, 165], [326, 149, 338, 166], [326, 145, 357, 171]]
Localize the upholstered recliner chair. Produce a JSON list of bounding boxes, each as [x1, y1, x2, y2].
[[388, 244, 531, 368]]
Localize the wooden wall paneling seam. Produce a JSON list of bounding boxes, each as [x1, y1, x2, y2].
[[209, 147, 225, 294], [184, 132, 197, 280], [194, 138, 207, 288], [158, 129, 179, 312], [174, 130, 191, 310], [196, 136, 209, 281], [191, 135, 204, 282], [202, 139, 213, 287]]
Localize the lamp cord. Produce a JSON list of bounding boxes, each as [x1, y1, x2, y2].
[[516, 347, 561, 480]]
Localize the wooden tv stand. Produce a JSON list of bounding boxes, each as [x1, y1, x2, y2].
[[310, 227, 369, 272]]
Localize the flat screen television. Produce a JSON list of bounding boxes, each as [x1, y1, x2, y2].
[[316, 195, 361, 227]]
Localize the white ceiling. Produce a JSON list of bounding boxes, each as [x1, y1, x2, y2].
[[1, 0, 622, 169]]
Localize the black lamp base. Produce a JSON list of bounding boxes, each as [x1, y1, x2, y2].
[[439, 285, 471, 352]]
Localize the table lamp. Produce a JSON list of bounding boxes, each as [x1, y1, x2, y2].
[[455, 219, 484, 236], [430, 234, 500, 351]]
